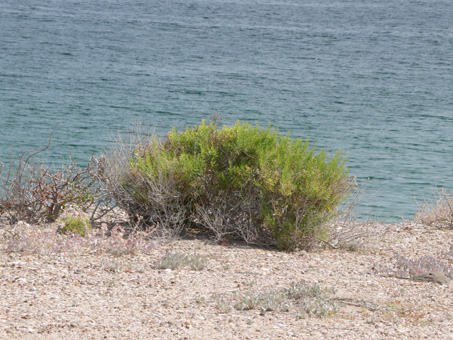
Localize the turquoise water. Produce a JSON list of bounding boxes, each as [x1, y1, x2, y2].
[[1, 0, 452, 222]]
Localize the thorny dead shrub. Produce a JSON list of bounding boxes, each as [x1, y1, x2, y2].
[[415, 188, 453, 229], [98, 120, 353, 250], [0, 134, 101, 224]]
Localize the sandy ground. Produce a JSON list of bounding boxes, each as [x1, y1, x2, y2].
[[0, 221, 452, 340]]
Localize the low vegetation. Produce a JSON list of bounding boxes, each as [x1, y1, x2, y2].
[[58, 215, 92, 236], [0, 134, 100, 225], [213, 282, 338, 318], [99, 119, 352, 249], [156, 249, 208, 271], [1, 120, 452, 333], [2, 120, 451, 253], [415, 188, 453, 229], [373, 254, 453, 284], [2, 221, 156, 256]]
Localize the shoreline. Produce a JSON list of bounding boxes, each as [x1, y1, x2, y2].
[[1, 219, 452, 339]]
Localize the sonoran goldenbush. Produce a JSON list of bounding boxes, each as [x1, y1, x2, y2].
[[100, 120, 353, 249]]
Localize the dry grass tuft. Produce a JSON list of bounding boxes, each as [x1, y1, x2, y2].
[[415, 188, 453, 229]]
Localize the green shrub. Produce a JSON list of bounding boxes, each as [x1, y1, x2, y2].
[[104, 120, 352, 249], [58, 215, 92, 236]]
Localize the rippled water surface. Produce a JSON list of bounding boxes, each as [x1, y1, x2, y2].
[[1, 0, 452, 222]]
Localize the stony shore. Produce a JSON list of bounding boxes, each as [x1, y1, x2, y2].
[[0, 220, 452, 339]]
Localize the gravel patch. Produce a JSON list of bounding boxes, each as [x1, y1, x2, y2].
[[1, 221, 452, 339]]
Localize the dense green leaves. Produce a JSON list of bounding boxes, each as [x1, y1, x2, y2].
[[124, 120, 352, 249]]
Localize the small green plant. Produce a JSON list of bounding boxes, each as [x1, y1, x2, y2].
[[195, 296, 206, 304], [156, 249, 208, 271], [101, 119, 352, 249], [58, 215, 92, 236]]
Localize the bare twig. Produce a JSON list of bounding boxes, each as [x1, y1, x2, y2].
[[0, 129, 101, 224]]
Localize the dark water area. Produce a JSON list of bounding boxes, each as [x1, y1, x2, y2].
[[1, 0, 452, 222]]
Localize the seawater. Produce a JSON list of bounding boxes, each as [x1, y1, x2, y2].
[[1, 0, 452, 222]]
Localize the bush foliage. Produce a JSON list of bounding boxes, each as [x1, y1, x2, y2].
[[100, 120, 352, 249]]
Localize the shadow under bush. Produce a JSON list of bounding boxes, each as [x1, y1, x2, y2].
[[99, 120, 353, 249]]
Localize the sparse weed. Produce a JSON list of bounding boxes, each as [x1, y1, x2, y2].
[[213, 293, 232, 314], [234, 289, 291, 312], [1, 221, 157, 256], [233, 291, 263, 311], [373, 254, 453, 280], [2, 222, 58, 254], [195, 296, 206, 304], [325, 180, 392, 252], [214, 282, 337, 318], [328, 221, 381, 251], [156, 249, 208, 271], [285, 283, 338, 318], [415, 188, 453, 229], [100, 258, 145, 273], [101, 258, 124, 273]]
